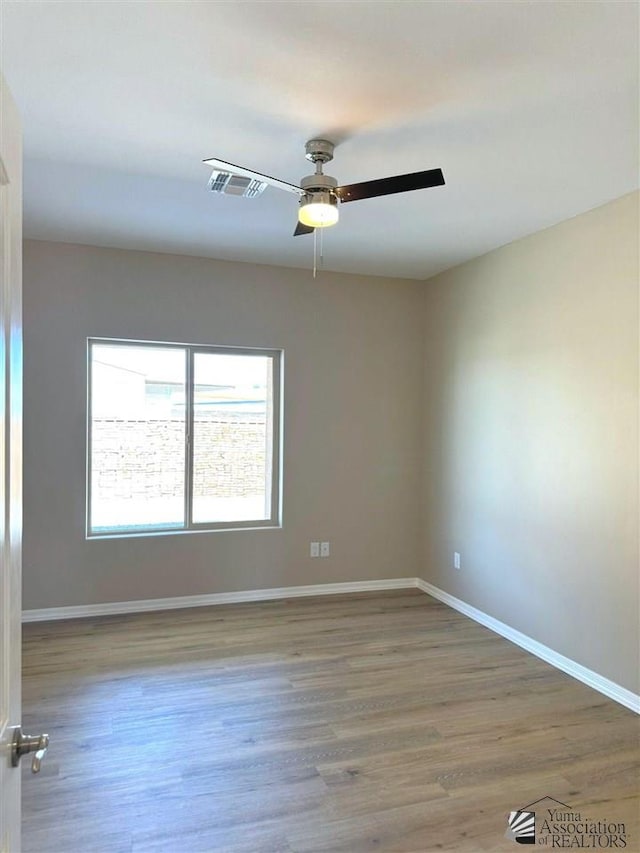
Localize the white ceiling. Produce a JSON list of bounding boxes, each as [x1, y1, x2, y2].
[[2, 1, 638, 280]]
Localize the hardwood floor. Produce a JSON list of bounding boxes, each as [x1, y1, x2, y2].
[[21, 590, 639, 852]]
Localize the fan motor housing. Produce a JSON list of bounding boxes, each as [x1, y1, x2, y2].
[[300, 173, 338, 192]]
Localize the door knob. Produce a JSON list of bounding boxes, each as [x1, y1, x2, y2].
[[11, 727, 50, 773]]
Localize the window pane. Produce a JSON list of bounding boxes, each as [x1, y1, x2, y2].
[[192, 352, 272, 524], [90, 344, 186, 534]]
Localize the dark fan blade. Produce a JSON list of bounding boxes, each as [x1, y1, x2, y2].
[[335, 168, 445, 203], [293, 221, 314, 237], [203, 157, 304, 196]]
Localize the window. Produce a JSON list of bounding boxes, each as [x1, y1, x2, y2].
[[87, 339, 281, 537]]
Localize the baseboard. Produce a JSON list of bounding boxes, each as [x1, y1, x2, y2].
[[21, 577, 418, 623], [416, 578, 640, 715], [23, 576, 638, 714]]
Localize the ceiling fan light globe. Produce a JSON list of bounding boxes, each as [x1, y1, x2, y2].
[[298, 202, 339, 228], [298, 191, 339, 229]]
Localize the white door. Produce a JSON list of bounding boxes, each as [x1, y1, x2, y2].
[[0, 72, 24, 853]]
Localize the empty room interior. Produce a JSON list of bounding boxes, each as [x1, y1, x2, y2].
[[1, 1, 639, 851]]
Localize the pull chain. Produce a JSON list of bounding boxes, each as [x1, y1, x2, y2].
[[312, 228, 324, 278], [313, 228, 317, 279]]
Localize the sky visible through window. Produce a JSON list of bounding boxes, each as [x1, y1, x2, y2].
[[94, 345, 268, 388]]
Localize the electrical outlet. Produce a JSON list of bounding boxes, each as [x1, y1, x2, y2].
[[454, 551, 461, 570], [320, 541, 330, 558], [310, 542, 320, 558]]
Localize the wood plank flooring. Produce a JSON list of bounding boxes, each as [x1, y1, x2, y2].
[[21, 590, 639, 852]]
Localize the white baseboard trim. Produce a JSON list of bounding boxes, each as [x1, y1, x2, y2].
[[23, 576, 638, 714], [22, 577, 418, 623], [416, 578, 640, 715]]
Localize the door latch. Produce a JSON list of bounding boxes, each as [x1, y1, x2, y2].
[[11, 728, 49, 773]]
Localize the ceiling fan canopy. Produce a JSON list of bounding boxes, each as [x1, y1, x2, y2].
[[203, 139, 445, 236]]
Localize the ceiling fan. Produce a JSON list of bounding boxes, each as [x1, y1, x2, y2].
[[203, 139, 445, 236]]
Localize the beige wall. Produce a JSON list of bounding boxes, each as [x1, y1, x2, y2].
[[22, 241, 425, 608], [421, 192, 639, 693], [22, 192, 639, 694]]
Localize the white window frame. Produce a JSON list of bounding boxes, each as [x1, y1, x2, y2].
[[86, 337, 282, 538]]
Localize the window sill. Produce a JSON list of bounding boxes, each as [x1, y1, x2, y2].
[[86, 524, 282, 541]]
